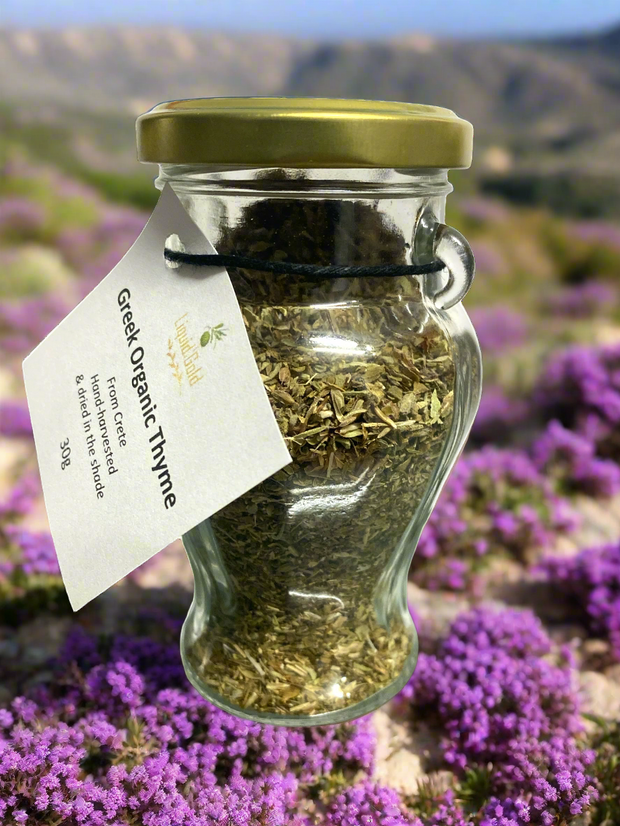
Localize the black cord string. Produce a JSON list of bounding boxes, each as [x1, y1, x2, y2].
[[164, 248, 445, 279]]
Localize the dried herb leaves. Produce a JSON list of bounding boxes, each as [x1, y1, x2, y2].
[[186, 182, 456, 718]]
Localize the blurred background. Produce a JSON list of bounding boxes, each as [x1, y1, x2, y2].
[[2, 0, 620, 215], [3, 3, 620, 825]]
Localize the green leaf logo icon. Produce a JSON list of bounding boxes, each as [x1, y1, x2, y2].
[[201, 324, 228, 349]]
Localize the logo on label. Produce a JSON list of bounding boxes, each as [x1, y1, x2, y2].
[[200, 323, 228, 349], [167, 313, 207, 391], [166, 338, 183, 389]]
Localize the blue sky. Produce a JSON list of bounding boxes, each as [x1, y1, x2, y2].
[[0, 0, 619, 39]]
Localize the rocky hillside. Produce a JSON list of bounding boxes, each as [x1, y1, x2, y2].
[[0, 28, 308, 114], [1, 23, 619, 191]]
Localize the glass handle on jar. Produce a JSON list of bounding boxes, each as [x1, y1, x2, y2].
[[431, 223, 476, 310], [414, 207, 476, 311]]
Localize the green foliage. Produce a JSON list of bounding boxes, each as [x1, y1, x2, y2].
[[0, 102, 156, 211], [0, 106, 82, 173], [0, 158, 99, 234], [455, 766, 495, 814], [587, 714, 620, 826], [481, 173, 620, 219], [405, 774, 453, 818], [75, 168, 159, 211], [543, 223, 620, 285], [0, 254, 62, 298], [0, 581, 70, 626]]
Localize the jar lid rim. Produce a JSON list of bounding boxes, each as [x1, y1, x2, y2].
[[136, 96, 473, 169]]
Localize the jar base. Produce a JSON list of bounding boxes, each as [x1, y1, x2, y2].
[[180, 620, 418, 727]]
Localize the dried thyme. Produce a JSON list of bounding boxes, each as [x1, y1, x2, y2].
[[186, 173, 456, 717]]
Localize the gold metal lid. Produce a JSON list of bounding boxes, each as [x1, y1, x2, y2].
[[136, 97, 473, 169]]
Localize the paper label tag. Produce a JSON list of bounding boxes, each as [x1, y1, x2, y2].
[[23, 184, 292, 610]]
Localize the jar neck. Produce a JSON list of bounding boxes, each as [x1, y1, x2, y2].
[[155, 165, 452, 199], [155, 165, 453, 306]]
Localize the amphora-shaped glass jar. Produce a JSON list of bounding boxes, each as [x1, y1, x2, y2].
[[137, 98, 482, 725]]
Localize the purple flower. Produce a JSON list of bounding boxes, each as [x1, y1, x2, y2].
[[0, 197, 46, 235], [544, 281, 617, 319], [56, 204, 147, 292], [0, 474, 39, 521], [325, 781, 421, 826], [535, 343, 620, 449], [532, 420, 620, 498], [471, 386, 531, 445], [0, 293, 68, 354], [420, 558, 469, 592], [470, 241, 508, 276], [539, 541, 620, 661], [0, 625, 376, 824], [3, 526, 60, 576], [414, 447, 577, 590], [0, 402, 32, 438], [397, 608, 597, 825], [572, 220, 620, 251], [470, 307, 528, 353], [459, 198, 510, 223]]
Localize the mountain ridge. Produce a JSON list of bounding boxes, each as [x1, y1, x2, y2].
[[1, 23, 619, 182]]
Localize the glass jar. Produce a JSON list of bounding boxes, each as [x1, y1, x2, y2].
[[137, 98, 482, 726]]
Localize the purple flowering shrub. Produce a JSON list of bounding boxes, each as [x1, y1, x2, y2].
[[465, 308, 532, 447], [470, 386, 531, 446], [325, 781, 423, 826], [543, 280, 617, 319], [535, 343, 620, 462], [0, 608, 600, 825], [419, 348, 620, 591], [0, 472, 62, 612], [0, 473, 39, 523], [539, 541, 620, 661], [532, 420, 620, 498], [324, 782, 473, 826], [57, 205, 147, 295], [0, 402, 32, 438], [413, 447, 578, 590], [0, 469, 63, 610], [572, 220, 620, 251], [398, 608, 597, 825], [458, 198, 510, 224], [2, 526, 59, 578], [0, 292, 69, 356], [469, 307, 528, 353], [0, 160, 148, 359], [0, 626, 377, 825], [0, 196, 47, 239]]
